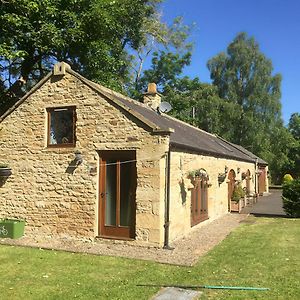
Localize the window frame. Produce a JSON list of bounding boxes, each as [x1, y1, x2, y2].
[[46, 106, 76, 148]]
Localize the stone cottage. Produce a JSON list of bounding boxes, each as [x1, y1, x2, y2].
[[0, 62, 268, 247]]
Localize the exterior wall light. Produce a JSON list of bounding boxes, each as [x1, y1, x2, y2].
[[237, 167, 240, 174], [74, 150, 83, 165]]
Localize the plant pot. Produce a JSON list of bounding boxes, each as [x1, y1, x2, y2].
[[230, 200, 242, 213], [218, 173, 226, 185], [0, 219, 25, 239], [0, 168, 12, 177]]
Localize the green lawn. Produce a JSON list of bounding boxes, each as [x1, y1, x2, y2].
[[0, 217, 299, 300]]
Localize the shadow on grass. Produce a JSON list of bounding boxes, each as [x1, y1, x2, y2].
[[251, 213, 289, 218]]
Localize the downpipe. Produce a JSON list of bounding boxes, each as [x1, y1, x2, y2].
[[163, 148, 173, 250]]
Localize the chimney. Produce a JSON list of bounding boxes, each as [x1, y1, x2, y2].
[[143, 83, 161, 109], [53, 61, 71, 76]]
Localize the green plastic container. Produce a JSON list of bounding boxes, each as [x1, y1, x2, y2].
[[0, 219, 25, 239]]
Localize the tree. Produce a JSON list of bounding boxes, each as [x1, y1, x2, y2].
[[288, 113, 300, 140], [163, 79, 240, 137], [263, 124, 295, 183], [287, 113, 300, 178], [134, 50, 192, 97], [0, 0, 160, 115], [138, 49, 241, 138], [127, 14, 194, 98], [282, 179, 300, 217], [205, 32, 299, 183], [207, 32, 282, 155]]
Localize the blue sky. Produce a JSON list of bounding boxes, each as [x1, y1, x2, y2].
[[160, 0, 300, 124]]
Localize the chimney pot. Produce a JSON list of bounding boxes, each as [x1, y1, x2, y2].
[[143, 82, 161, 110], [147, 83, 157, 94]]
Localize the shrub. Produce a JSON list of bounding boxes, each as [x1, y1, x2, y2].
[[231, 183, 245, 202], [282, 174, 294, 184], [282, 179, 300, 217]]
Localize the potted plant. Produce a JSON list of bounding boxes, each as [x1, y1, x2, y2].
[[241, 172, 247, 180], [187, 169, 209, 181], [187, 169, 210, 186], [230, 183, 245, 213], [0, 164, 12, 177], [218, 173, 226, 185]]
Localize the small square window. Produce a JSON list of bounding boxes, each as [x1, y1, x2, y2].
[[47, 106, 76, 147]]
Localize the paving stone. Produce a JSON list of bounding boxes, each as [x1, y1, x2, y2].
[[152, 287, 202, 300]]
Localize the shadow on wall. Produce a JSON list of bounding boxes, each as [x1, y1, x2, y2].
[[179, 178, 187, 204], [65, 159, 80, 174], [0, 177, 9, 187]]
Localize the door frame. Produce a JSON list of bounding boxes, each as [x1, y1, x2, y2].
[[227, 169, 236, 211], [98, 150, 136, 239], [258, 167, 266, 195]]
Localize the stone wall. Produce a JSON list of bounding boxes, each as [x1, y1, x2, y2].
[[0, 72, 168, 246], [168, 149, 256, 242]]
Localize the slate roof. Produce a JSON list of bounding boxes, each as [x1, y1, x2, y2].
[[114, 96, 256, 163], [0, 65, 267, 165], [221, 141, 268, 165]]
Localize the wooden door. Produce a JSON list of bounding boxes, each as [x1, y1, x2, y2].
[[227, 170, 236, 211], [98, 151, 136, 239], [246, 169, 251, 194], [258, 167, 266, 195], [191, 178, 208, 226]]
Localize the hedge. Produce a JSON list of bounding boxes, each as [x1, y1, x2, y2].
[[282, 179, 300, 217]]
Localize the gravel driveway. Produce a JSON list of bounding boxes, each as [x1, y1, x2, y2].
[[0, 213, 247, 266]]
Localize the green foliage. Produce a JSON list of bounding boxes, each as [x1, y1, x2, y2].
[[0, 0, 161, 114], [288, 113, 300, 139], [208, 33, 281, 105], [283, 174, 294, 184], [264, 125, 296, 184], [136, 50, 192, 95], [206, 32, 295, 183], [231, 183, 245, 202], [187, 168, 208, 180], [286, 113, 300, 178], [282, 179, 300, 217], [207, 32, 282, 147], [128, 14, 194, 96], [165, 81, 241, 137]]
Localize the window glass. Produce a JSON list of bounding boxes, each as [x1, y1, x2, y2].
[[48, 107, 75, 146]]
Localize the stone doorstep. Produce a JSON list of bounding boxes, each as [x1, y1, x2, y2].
[[151, 287, 202, 300]]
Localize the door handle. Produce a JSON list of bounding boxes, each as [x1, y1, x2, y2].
[[100, 192, 106, 198]]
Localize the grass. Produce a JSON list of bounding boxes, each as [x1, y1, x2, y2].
[[0, 217, 299, 299]]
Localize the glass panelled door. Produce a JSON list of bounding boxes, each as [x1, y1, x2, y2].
[[99, 151, 136, 239]]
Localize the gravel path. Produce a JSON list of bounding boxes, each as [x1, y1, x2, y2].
[[0, 213, 248, 266]]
